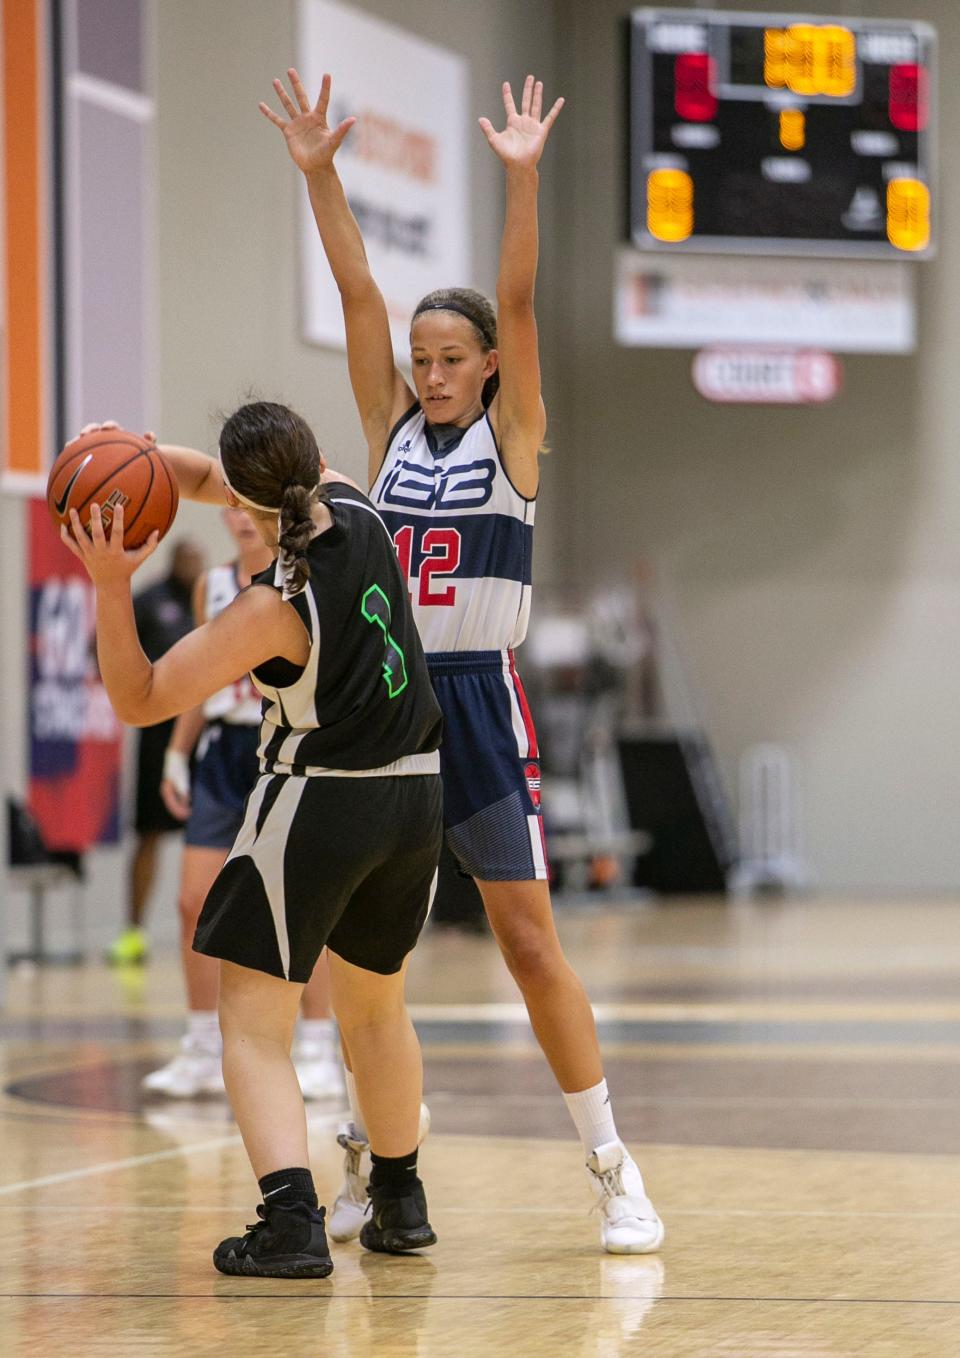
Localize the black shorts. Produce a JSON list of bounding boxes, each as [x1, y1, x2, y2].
[[192, 771, 442, 982], [134, 720, 183, 835]]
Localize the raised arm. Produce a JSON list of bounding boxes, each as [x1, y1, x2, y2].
[[77, 422, 227, 503], [479, 76, 564, 498], [261, 69, 413, 480]]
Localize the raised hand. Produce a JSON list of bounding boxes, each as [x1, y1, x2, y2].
[[478, 75, 564, 169], [259, 68, 356, 174]]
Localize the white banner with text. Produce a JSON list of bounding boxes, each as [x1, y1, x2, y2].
[[298, 0, 469, 357]]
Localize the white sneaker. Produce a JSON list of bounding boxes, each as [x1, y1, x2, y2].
[[293, 1042, 347, 1102], [327, 1102, 431, 1243], [586, 1140, 665, 1254], [141, 1039, 224, 1098]]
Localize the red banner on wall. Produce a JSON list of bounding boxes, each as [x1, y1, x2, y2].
[[27, 499, 124, 850]]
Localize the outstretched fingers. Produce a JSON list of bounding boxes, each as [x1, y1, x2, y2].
[[314, 71, 332, 118], [287, 67, 311, 114], [273, 76, 298, 120], [258, 99, 285, 129], [520, 73, 534, 117], [542, 95, 565, 133], [501, 80, 517, 120], [531, 79, 543, 122]]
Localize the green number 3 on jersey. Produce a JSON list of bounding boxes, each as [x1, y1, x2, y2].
[[361, 585, 409, 699]]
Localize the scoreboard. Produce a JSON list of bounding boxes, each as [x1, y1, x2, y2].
[[629, 9, 936, 258]]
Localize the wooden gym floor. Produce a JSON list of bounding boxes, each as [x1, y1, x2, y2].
[[1, 894, 958, 1356]]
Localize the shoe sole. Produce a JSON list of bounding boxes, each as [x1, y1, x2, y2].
[[213, 1250, 333, 1278], [359, 1224, 438, 1255], [603, 1222, 666, 1255]]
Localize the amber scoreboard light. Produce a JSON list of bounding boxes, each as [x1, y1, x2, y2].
[[629, 9, 936, 258]]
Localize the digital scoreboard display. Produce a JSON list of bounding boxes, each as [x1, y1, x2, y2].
[[629, 9, 936, 257]]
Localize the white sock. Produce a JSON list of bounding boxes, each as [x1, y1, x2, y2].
[[563, 1079, 619, 1159], [344, 1068, 367, 1141], [186, 1010, 221, 1053], [297, 1017, 336, 1055]]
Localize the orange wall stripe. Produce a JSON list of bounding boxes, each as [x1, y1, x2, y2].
[[3, 0, 45, 479]]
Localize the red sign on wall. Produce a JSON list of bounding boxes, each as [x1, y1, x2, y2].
[[27, 500, 124, 850], [693, 347, 842, 404]]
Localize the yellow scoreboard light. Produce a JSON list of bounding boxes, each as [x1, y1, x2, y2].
[[772, 22, 856, 98], [779, 109, 805, 151], [886, 178, 931, 253], [785, 24, 819, 96], [764, 28, 786, 88], [647, 168, 694, 242], [821, 25, 857, 98]]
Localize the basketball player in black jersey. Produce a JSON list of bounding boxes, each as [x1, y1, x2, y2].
[[63, 403, 443, 1278]]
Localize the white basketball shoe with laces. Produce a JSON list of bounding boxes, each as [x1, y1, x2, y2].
[[586, 1140, 665, 1254], [141, 1038, 224, 1098], [327, 1102, 431, 1243]]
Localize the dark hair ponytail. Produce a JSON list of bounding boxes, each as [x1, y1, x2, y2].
[[277, 482, 315, 595], [219, 401, 326, 595], [411, 287, 500, 408]]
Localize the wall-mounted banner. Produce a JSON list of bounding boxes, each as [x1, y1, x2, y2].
[[2, 0, 52, 493], [615, 247, 915, 353], [693, 348, 842, 404], [27, 499, 123, 851], [297, 0, 469, 358]]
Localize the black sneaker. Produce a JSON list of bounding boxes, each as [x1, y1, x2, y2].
[[213, 1201, 333, 1278], [359, 1179, 437, 1254]]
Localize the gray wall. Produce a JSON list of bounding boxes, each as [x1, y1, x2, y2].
[[554, 0, 960, 891]]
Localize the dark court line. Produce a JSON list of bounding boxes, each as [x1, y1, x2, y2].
[[1, 1293, 958, 1305]]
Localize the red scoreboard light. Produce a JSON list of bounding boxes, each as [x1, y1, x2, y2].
[[675, 52, 717, 122], [629, 10, 937, 258], [889, 64, 929, 133]]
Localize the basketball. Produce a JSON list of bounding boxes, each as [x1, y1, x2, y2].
[[47, 428, 179, 549]]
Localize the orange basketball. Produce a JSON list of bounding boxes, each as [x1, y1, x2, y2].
[[47, 429, 179, 549]]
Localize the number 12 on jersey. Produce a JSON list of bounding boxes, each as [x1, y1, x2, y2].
[[393, 526, 462, 606]]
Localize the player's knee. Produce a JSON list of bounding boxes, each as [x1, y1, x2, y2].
[[336, 993, 406, 1041], [498, 927, 560, 986], [177, 891, 204, 932]]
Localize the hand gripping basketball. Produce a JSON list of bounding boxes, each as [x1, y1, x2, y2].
[[48, 426, 178, 549]]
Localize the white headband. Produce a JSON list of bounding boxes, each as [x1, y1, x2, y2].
[[219, 457, 320, 514]]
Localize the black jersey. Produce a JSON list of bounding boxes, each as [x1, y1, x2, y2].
[[251, 484, 442, 774]]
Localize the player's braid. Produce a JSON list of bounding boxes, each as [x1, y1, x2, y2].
[[412, 288, 500, 408], [277, 482, 315, 595]]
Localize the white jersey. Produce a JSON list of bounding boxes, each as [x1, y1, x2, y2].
[[202, 564, 262, 724], [370, 403, 535, 654]]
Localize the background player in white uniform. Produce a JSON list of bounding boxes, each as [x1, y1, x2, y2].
[[143, 506, 343, 1101], [65, 403, 443, 1278], [263, 69, 664, 1253]]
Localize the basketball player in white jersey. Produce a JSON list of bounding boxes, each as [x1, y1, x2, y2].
[[144, 505, 343, 1101], [262, 69, 664, 1252], [65, 402, 444, 1277]]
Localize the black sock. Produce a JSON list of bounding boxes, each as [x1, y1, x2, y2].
[[258, 1167, 318, 1210], [369, 1148, 419, 1197]]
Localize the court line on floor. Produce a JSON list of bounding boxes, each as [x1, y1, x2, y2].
[[0, 1131, 243, 1198], [1, 1204, 959, 1221], [1, 1292, 957, 1305], [409, 1002, 960, 1023]]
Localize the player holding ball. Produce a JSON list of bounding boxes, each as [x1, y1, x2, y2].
[[60, 404, 444, 1277]]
